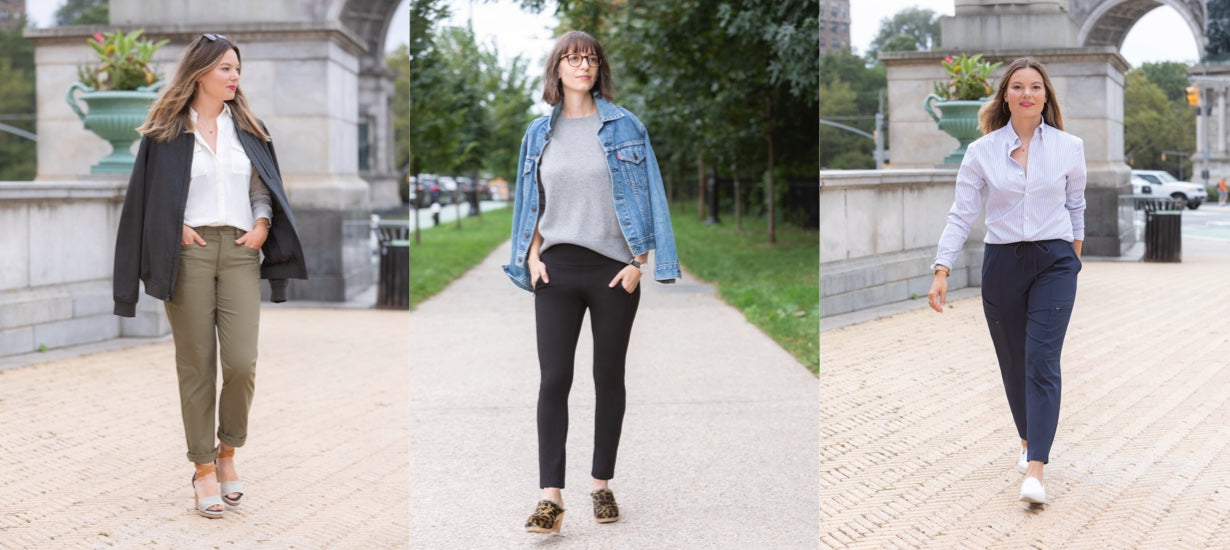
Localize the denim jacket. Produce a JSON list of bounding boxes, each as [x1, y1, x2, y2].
[[502, 95, 680, 292]]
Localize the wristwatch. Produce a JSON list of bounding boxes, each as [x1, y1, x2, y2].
[[629, 259, 643, 269]]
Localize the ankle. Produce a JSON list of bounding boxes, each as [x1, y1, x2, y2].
[[541, 489, 563, 506]]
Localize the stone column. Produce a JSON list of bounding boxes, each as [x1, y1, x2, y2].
[[1219, 87, 1226, 155], [1189, 71, 1230, 186]]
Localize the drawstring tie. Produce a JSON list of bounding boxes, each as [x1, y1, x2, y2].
[[1013, 241, 1050, 276]]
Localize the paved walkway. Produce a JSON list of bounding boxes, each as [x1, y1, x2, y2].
[[0, 306, 409, 548], [409, 241, 819, 548], [820, 237, 1230, 548]]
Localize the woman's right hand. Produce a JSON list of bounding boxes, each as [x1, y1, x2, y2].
[[927, 271, 948, 313], [529, 257, 549, 289], [182, 225, 206, 246]]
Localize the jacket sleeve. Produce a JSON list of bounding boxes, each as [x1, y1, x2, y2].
[[642, 129, 681, 283], [113, 136, 152, 317], [260, 122, 291, 302]]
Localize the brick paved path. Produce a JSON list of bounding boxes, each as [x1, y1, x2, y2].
[[0, 307, 409, 548], [820, 238, 1230, 548]]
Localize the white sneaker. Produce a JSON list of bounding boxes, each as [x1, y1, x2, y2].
[[1017, 449, 1028, 474], [1019, 477, 1046, 504]]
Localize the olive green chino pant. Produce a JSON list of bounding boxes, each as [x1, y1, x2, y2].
[[164, 225, 261, 464]]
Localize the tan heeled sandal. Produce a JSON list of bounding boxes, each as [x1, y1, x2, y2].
[[216, 446, 245, 506], [192, 464, 225, 518]]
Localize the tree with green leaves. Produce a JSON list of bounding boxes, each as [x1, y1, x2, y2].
[[517, 0, 818, 241], [388, 44, 409, 175], [820, 49, 886, 170], [1124, 68, 1195, 175], [1137, 61, 1191, 103], [0, 16, 35, 180], [480, 46, 538, 181], [867, 6, 940, 60], [56, 0, 109, 26]]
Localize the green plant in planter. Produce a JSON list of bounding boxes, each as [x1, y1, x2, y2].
[[76, 29, 168, 91], [933, 54, 1001, 101], [925, 54, 1003, 164], [67, 29, 169, 174]]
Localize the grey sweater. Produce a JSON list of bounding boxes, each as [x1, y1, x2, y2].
[[537, 113, 632, 263]]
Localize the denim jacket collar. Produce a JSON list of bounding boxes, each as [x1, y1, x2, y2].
[[546, 93, 624, 139]]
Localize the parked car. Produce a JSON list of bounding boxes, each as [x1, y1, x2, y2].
[[1130, 169, 1206, 209]]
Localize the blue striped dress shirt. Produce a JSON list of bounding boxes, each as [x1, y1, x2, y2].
[[932, 122, 1086, 271]]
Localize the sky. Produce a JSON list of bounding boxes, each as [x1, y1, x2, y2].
[[850, 0, 1201, 67], [24, 0, 411, 53], [442, 0, 558, 70]]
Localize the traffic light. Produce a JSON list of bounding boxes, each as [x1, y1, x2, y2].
[[1187, 85, 1200, 107]]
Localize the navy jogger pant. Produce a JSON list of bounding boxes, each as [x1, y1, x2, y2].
[[981, 239, 1080, 464]]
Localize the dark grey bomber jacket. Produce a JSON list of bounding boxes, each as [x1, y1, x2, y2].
[[112, 122, 308, 317]]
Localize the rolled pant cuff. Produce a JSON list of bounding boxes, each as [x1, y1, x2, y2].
[[187, 446, 219, 464], [218, 432, 246, 449]]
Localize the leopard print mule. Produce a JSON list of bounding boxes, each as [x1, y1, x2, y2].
[[591, 488, 619, 523], [525, 499, 565, 533]]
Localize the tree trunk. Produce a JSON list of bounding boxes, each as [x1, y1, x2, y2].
[[697, 153, 705, 222], [766, 96, 776, 245], [733, 161, 742, 230], [412, 157, 422, 244], [471, 169, 482, 222]]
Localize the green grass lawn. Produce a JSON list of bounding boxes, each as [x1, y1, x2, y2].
[[672, 205, 819, 375], [408, 207, 512, 309]]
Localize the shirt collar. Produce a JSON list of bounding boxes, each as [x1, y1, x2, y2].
[[1000, 120, 1050, 149], [188, 103, 234, 124]]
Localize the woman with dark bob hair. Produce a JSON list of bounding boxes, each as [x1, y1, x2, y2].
[[503, 30, 679, 533], [113, 33, 307, 518], [928, 57, 1085, 506]]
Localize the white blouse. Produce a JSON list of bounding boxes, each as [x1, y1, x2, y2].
[[183, 104, 272, 231], [932, 122, 1086, 271]]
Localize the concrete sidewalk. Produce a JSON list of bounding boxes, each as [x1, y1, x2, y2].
[[820, 237, 1230, 548], [409, 241, 820, 548], [0, 306, 409, 548]]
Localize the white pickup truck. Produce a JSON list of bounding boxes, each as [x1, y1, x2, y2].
[[1130, 170, 1207, 210]]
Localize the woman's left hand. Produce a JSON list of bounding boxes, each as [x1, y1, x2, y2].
[[608, 265, 642, 294], [236, 220, 269, 250]]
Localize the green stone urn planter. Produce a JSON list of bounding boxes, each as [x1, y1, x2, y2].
[[924, 93, 986, 165], [66, 81, 163, 174]]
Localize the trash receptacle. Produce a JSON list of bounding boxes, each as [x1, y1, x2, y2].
[[1142, 199, 1183, 262], [377, 239, 409, 309]]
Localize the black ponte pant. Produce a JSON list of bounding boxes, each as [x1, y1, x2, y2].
[[534, 244, 640, 489]]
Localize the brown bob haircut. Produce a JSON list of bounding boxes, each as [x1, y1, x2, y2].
[[541, 30, 613, 106], [978, 57, 1064, 134]]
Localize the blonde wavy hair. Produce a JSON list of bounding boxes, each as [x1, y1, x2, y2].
[[137, 34, 269, 143]]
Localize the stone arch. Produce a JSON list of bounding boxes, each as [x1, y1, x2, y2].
[[1074, 0, 1206, 53], [336, 0, 404, 196]]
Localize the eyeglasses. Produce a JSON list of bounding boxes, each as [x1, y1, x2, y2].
[[203, 33, 228, 42], [560, 54, 601, 68]]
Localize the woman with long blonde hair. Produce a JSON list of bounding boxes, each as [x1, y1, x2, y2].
[[113, 33, 307, 518]]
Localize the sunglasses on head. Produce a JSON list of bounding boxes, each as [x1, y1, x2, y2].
[[203, 33, 228, 42]]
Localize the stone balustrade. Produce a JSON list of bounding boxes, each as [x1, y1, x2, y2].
[[0, 180, 168, 359], [820, 169, 986, 316]]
